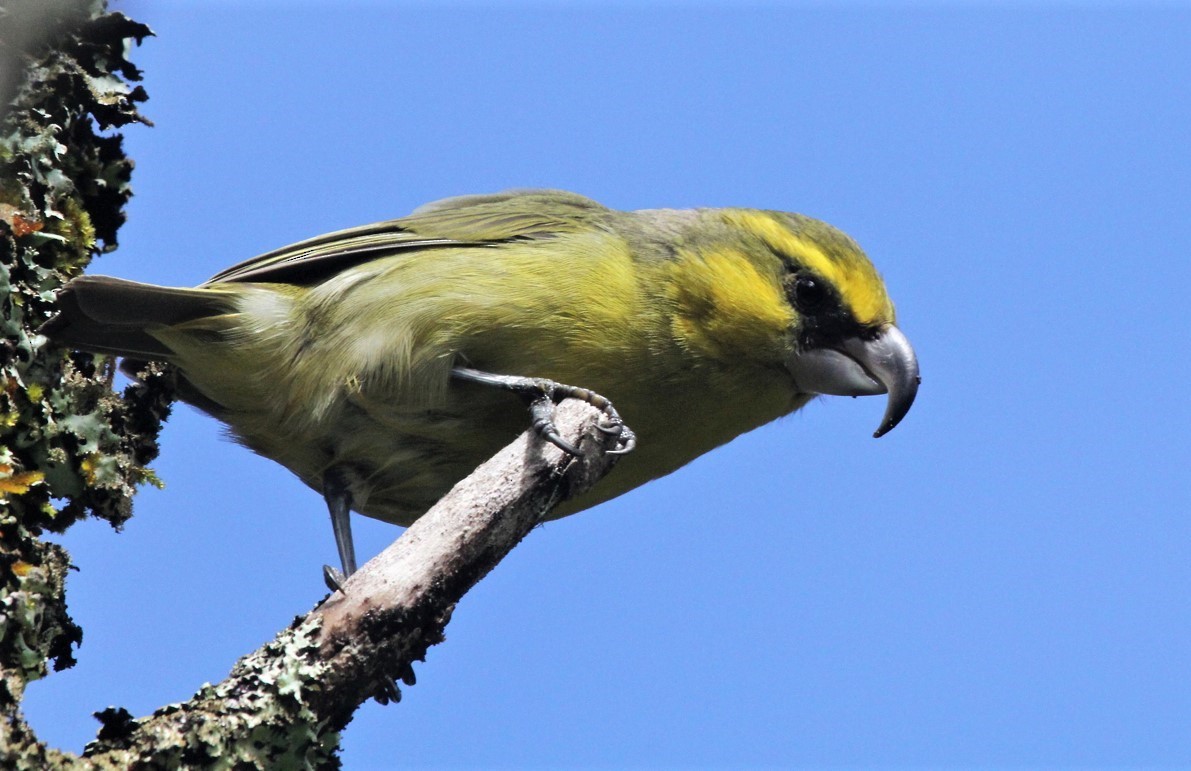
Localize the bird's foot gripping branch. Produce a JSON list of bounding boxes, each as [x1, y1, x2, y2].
[[451, 366, 638, 456]]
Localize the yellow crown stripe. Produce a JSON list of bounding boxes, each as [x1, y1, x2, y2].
[[721, 211, 894, 326]]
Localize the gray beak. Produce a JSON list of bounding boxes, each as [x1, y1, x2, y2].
[[786, 324, 920, 438]]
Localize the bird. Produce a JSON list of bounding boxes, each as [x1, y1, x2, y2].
[[41, 189, 919, 588]]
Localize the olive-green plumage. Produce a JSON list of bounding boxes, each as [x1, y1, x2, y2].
[[44, 189, 918, 539]]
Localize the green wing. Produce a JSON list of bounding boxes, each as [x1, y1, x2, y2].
[[205, 189, 611, 286]]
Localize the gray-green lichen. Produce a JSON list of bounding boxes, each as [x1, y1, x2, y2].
[[0, 1, 174, 767], [82, 616, 341, 770], [0, 0, 163, 537]]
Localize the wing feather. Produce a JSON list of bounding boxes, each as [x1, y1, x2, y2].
[[205, 189, 611, 286]]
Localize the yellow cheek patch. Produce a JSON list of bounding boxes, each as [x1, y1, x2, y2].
[[722, 210, 894, 326], [664, 246, 795, 360]]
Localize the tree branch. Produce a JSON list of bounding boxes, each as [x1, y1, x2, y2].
[[79, 399, 622, 768]]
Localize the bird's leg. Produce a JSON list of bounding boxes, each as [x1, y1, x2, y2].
[[450, 366, 637, 455], [322, 467, 358, 593]]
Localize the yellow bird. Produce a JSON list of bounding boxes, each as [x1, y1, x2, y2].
[[42, 189, 919, 586]]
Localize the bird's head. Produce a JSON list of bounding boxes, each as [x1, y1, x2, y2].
[[713, 209, 920, 437]]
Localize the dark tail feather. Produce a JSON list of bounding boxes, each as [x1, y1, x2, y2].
[[40, 275, 232, 359]]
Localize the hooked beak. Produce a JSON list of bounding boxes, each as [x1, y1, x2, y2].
[[786, 325, 920, 438]]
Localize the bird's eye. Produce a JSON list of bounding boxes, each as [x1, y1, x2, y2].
[[792, 274, 828, 311]]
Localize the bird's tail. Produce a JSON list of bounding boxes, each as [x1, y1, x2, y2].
[[40, 275, 232, 360]]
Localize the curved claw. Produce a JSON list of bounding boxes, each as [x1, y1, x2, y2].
[[542, 429, 582, 456], [531, 396, 582, 455], [323, 564, 348, 594], [606, 431, 637, 455], [597, 418, 637, 455]]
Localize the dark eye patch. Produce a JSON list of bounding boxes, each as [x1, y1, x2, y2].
[[766, 241, 881, 348], [779, 265, 842, 318], [780, 267, 869, 348]]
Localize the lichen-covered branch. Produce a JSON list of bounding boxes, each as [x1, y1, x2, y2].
[[78, 400, 620, 769], [0, 1, 166, 767], [0, 1, 160, 531]]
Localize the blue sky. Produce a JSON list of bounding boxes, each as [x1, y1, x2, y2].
[[22, 3, 1191, 768]]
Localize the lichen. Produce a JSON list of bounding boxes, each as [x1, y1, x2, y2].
[[0, 2, 171, 766], [0, 0, 161, 538], [82, 617, 342, 770]]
